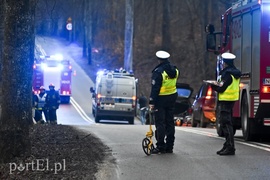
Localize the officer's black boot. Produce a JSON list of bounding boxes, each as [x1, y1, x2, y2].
[[219, 147, 235, 156], [216, 146, 226, 155], [152, 147, 166, 154]]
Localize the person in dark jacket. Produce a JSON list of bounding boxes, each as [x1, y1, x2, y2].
[[32, 88, 39, 121], [211, 52, 241, 156], [138, 93, 148, 125], [149, 50, 179, 154], [45, 84, 61, 124]]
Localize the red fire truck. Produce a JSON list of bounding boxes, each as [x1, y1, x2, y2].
[[205, 0, 270, 141], [33, 54, 72, 103]]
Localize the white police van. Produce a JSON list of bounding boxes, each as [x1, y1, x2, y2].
[[90, 69, 137, 124]]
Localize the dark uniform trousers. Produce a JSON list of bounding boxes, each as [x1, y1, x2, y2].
[[154, 93, 178, 150], [219, 101, 235, 149]]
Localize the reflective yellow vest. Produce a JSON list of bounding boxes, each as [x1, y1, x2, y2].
[[218, 75, 240, 101], [159, 69, 179, 95]]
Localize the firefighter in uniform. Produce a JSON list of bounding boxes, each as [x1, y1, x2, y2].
[[32, 88, 38, 122], [45, 84, 61, 124], [36, 86, 48, 124], [211, 52, 241, 156], [149, 50, 179, 154]]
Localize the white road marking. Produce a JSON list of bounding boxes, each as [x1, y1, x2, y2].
[[176, 127, 270, 152], [70, 97, 95, 124]]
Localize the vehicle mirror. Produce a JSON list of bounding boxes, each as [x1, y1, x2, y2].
[[205, 24, 215, 33], [206, 34, 216, 51]]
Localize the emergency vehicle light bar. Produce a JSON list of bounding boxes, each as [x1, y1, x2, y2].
[[40, 54, 64, 61]]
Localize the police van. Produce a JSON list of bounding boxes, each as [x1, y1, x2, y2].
[[90, 69, 137, 124]]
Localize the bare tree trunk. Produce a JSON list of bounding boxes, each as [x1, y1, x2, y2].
[[0, 0, 36, 163], [86, 0, 92, 65], [0, 0, 5, 118], [161, 0, 171, 51], [82, 0, 87, 58], [124, 0, 134, 72]]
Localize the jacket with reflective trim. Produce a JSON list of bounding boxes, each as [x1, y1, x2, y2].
[[37, 93, 47, 110], [159, 69, 179, 95], [218, 75, 240, 101]]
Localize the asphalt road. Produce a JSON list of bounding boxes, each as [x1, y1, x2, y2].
[[36, 37, 270, 180]]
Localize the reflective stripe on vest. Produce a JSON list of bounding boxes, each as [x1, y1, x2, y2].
[[159, 69, 179, 95], [37, 94, 46, 110], [218, 75, 240, 101]]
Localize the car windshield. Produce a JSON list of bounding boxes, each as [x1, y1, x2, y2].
[[176, 88, 192, 98]]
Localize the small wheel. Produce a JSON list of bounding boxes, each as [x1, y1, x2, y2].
[[142, 138, 154, 155]]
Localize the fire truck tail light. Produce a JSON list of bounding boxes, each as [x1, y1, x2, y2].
[[62, 91, 70, 95], [262, 86, 270, 93]]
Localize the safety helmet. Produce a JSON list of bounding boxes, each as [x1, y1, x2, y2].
[[49, 83, 55, 88], [39, 86, 45, 90]]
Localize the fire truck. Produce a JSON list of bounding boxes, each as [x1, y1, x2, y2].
[[33, 54, 72, 103], [205, 0, 270, 141]]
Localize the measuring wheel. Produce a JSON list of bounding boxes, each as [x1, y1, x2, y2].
[[142, 137, 154, 155]]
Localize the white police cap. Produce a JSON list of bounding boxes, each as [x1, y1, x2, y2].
[[156, 50, 170, 59], [221, 52, 236, 66], [221, 52, 236, 60]]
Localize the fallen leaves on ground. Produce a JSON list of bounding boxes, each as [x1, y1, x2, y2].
[[0, 124, 110, 180]]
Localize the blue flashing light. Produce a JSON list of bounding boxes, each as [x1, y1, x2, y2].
[[97, 70, 104, 76]]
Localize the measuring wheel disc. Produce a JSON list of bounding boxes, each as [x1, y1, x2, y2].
[[142, 138, 154, 155]]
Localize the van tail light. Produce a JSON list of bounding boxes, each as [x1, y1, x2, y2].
[[97, 93, 101, 106], [205, 86, 212, 99], [132, 96, 136, 108]]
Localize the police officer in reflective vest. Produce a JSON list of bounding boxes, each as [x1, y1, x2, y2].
[[211, 52, 241, 156], [149, 50, 179, 154]]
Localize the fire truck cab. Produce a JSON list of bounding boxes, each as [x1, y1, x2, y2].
[[205, 0, 270, 141], [33, 54, 72, 103]]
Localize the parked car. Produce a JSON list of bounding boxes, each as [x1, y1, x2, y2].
[[191, 82, 216, 128], [145, 83, 193, 126]]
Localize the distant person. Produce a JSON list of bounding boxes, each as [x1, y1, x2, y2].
[[211, 52, 241, 156], [32, 88, 38, 122], [36, 86, 48, 124], [149, 50, 179, 154], [138, 94, 147, 125], [45, 84, 61, 124]]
